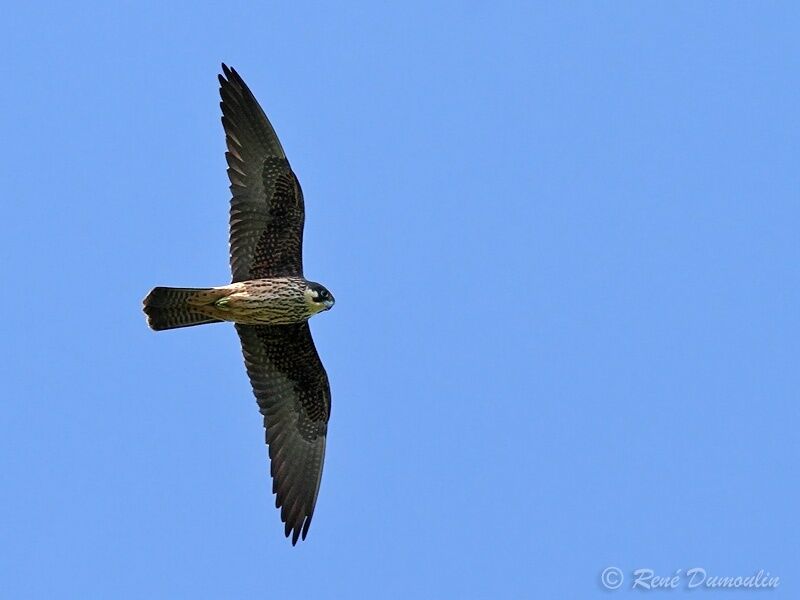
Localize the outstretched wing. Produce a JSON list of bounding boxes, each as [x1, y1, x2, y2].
[[236, 322, 331, 544], [219, 64, 305, 281]]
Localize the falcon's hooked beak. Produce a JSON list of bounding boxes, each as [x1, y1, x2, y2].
[[323, 296, 335, 311]]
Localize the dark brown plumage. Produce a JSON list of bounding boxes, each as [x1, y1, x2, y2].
[[143, 64, 334, 545], [219, 64, 304, 281], [237, 323, 330, 544]]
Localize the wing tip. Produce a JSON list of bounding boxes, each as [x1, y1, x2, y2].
[[218, 64, 238, 94], [301, 514, 313, 540], [282, 515, 312, 546], [219, 62, 245, 91]]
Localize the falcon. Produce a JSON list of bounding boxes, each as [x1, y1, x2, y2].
[[143, 64, 334, 545]]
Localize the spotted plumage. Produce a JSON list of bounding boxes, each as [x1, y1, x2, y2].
[[143, 64, 335, 545]]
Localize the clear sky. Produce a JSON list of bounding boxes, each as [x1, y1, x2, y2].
[[1, 2, 798, 598]]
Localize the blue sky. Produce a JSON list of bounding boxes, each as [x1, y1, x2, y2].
[[2, 2, 798, 598]]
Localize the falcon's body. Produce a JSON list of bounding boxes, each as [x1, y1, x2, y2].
[[146, 277, 333, 326], [142, 65, 335, 545]]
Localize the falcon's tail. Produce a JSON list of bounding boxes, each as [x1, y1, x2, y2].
[[143, 286, 224, 331]]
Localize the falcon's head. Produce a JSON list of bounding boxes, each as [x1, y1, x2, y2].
[[304, 281, 335, 314]]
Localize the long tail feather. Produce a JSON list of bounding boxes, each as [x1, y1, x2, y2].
[[142, 287, 223, 331]]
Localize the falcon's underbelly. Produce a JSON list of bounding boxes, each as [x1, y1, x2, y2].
[[193, 278, 311, 325]]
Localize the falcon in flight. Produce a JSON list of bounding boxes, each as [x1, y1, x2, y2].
[[143, 64, 334, 545]]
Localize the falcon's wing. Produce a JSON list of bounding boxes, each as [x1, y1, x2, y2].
[[219, 64, 305, 281], [236, 323, 331, 544]]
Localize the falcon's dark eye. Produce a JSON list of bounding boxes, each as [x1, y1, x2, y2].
[[308, 283, 333, 306], [310, 286, 328, 302]]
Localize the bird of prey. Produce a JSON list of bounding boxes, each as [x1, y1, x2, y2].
[[143, 64, 334, 545]]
